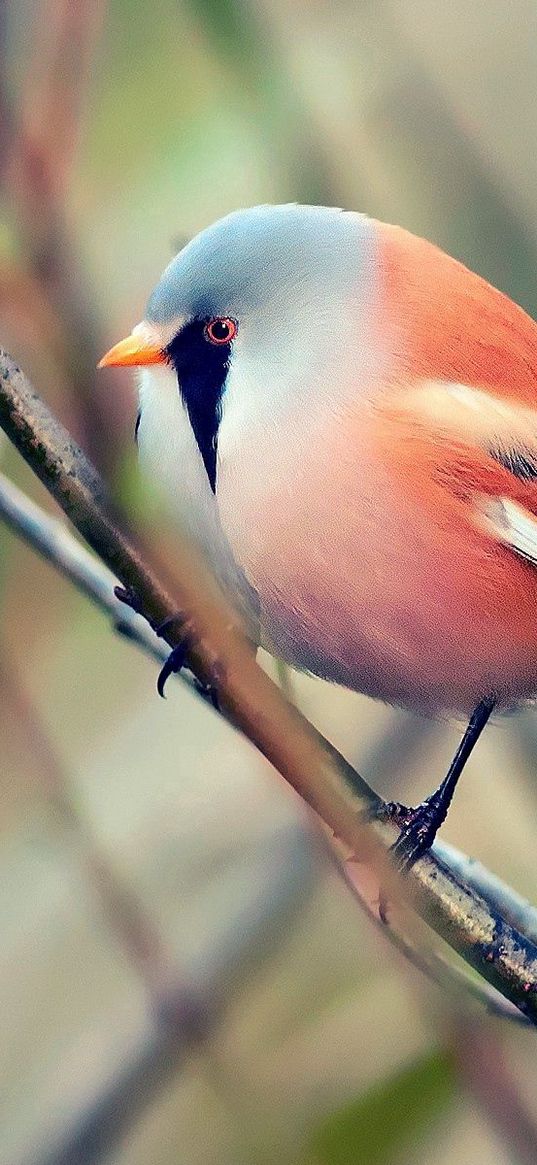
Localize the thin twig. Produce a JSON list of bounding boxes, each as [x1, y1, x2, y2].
[[1, 350, 537, 1023], [341, 856, 530, 1027], [0, 0, 122, 473], [22, 824, 315, 1165], [438, 841, 537, 946]]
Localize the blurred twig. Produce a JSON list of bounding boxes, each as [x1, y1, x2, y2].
[[16, 0, 104, 200], [1, 350, 537, 1025], [0, 0, 124, 472], [23, 823, 315, 1165], [449, 1016, 537, 1165], [0, 652, 170, 991]]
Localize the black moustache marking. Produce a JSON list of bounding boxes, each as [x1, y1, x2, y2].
[[166, 318, 232, 493]]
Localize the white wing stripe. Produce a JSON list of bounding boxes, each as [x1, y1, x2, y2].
[[480, 496, 537, 566]]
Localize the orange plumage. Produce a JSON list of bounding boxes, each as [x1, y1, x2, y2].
[[380, 223, 537, 406]]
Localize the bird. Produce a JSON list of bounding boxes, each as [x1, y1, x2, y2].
[[99, 203, 537, 867]]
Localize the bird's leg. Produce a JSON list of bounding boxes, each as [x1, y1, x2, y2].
[[389, 696, 495, 871], [115, 587, 189, 690], [115, 589, 218, 705]]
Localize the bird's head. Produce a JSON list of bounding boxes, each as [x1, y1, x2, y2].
[[99, 204, 379, 494]]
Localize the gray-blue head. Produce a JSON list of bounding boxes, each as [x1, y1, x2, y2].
[[100, 204, 379, 492]]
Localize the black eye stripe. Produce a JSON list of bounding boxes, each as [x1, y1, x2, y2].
[[166, 317, 233, 492]]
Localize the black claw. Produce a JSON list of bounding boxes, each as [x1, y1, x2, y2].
[[114, 584, 143, 615], [154, 612, 189, 698], [157, 643, 188, 698]]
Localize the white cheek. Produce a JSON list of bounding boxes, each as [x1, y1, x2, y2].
[[217, 336, 319, 462], [217, 282, 382, 467]]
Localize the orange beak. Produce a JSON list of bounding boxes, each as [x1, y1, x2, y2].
[[98, 332, 166, 369]]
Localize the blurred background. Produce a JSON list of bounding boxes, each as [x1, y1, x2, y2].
[[2, 1, 537, 1163]]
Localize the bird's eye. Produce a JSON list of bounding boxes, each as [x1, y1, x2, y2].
[[204, 317, 237, 345]]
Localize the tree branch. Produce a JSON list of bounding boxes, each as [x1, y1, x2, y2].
[[1, 349, 537, 1024]]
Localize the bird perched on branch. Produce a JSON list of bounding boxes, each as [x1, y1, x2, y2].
[[100, 204, 537, 866]]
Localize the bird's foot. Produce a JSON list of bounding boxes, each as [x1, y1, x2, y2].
[[389, 795, 444, 872], [372, 799, 418, 831], [153, 614, 219, 708], [114, 598, 189, 696], [368, 795, 441, 873], [371, 797, 441, 923], [115, 593, 219, 706]]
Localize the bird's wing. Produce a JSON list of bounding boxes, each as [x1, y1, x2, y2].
[[377, 222, 537, 568], [379, 377, 537, 560]]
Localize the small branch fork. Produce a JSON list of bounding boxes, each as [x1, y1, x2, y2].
[[1, 349, 537, 1026]]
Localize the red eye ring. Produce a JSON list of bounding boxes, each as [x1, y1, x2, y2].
[[204, 317, 237, 345]]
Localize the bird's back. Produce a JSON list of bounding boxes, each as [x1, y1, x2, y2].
[[379, 221, 537, 406]]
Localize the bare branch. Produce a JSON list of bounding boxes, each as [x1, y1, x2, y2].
[[341, 856, 531, 1027], [1, 349, 537, 1024]]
